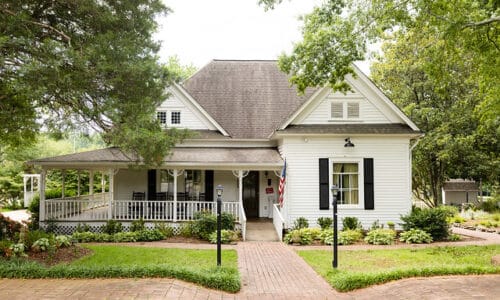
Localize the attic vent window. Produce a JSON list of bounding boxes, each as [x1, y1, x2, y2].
[[157, 111, 167, 124], [330, 101, 360, 120]]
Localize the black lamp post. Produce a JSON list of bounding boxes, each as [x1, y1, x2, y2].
[[216, 184, 223, 266], [331, 184, 339, 268]]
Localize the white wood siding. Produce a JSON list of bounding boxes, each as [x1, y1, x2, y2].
[[157, 91, 214, 130], [280, 136, 411, 229], [114, 169, 148, 200], [297, 90, 390, 124]]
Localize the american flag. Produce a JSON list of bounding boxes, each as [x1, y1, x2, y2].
[[278, 159, 286, 208]]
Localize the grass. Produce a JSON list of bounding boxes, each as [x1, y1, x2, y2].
[[0, 245, 240, 292], [0, 208, 13, 213], [298, 245, 500, 292]]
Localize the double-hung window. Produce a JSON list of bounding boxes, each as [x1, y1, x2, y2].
[[332, 160, 361, 205]]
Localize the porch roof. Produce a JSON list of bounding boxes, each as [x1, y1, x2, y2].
[[29, 147, 284, 170], [275, 124, 422, 136]]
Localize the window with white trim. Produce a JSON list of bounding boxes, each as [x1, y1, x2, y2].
[[157, 111, 167, 125], [330, 101, 360, 120], [332, 161, 360, 205], [171, 111, 181, 124]]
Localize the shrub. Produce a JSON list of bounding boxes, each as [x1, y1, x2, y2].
[[32, 238, 51, 252], [209, 230, 239, 244], [72, 231, 96, 243], [221, 212, 235, 231], [447, 215, 465, 224], [342, 217, 362, 231], [27, 194, 40, 230], [75, 223, 91, 233], [9, 243, 27, 257], [293, 217, 309, 230], [320, 229, 334, 245], [112, 232, 138, 242], [400, 207, 451, 240], [0, 240, 13, 257], [387, 221, 395, 230], [93, 233, 112, 242], [339, 230, 364, 245], [317, 217, 333, 230], [178, 222, 194, 237], [21, 230, 53, 249], [55, 235, 71, 248], [191, 211, 217, 240], [284, 228, 313, 245], [154, 222, 174, 238], [136, 229, 165, 242], [130, 218, 146, 232], [0, 214, 23, 240], [479, 196, 500, 213], [370, 219, 384, 230], [448, 233, 462, 241], [303, 228, 322, 240], [364, 229, 396, 245], [399, 229, 433, 244], [44, 218, 58, 233], [101, 220, 123, 235]]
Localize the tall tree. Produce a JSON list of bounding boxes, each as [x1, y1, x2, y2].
[[261, 0, 499, 204], [1, 0, 188, 165]]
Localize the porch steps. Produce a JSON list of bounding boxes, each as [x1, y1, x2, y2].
[[245, 219, 279, 241]]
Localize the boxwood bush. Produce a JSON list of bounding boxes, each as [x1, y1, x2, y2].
[[400, 206, 453, 240]]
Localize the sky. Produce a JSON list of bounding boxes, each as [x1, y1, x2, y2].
[[155, 0, 371, 73]]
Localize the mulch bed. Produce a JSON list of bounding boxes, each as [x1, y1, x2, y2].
[[27, 245, 93, 266]]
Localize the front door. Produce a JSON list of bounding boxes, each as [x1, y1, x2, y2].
[[243, 171, 259, 218]]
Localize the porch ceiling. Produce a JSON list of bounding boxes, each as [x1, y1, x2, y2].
[[29, 147, 283, 170]]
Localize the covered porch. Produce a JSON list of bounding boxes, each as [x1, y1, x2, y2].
[[29, 147, 284, 239]]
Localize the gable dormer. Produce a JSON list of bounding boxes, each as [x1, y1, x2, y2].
[[157, 84, 229, 135]]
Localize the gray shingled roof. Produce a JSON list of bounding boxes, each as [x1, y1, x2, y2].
[[183, 60, 317, 139], [30, 147, 283, 167], [277, 124, 421, 135], [443, 180, 479, 191]]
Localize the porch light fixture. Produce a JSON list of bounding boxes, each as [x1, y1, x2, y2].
[[344, 137, 355, 148], [216, 185, 224, 196], [331, 184, 339, 268]]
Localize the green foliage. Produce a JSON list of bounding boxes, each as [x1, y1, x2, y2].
[[0, 240, 13, 257], [298, 245, 500, 292], [339, 230, 364, 245], [55, 235, 71, 248], [292, 217, 309, 230], [71, 232, 97, 243], [370, 220, 384, 230], [191, 211, 235, 241], [317, 217, 333, 230], [75, 223, 91, 233], [0, 245, 241, 293], [112, 232, 138, 243], [154, 222, 174, 238], [221, 213, 236, 231], [136, 229, 165, 242], [20, 230, 52, 249], [178, 223, 194, 238], [31, 238, 51, 252], [208, 230, 239, 244], [164, 55, 198, 82], [387, 221, 395, 230], [284, 228, 313, 245], [399, 229, 433, 244], [9, 243, 27, 257], [101, 220, 123, 235], [448, 234, 462, 241], [364, 229, 396, 245], [0, 214, 23, 240], [400, 207, 451, 241], [480, 197, 500, 213], [447, 215, 466, 224], [130, 218, 146, 232], [71, 229, 164, 243], [342, 217, 362, 231]]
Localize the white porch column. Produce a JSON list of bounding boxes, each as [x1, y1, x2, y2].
[[40, 169, 47, 222], [89, 170, 94, 199], [77, 171, 81, 197], [101, 172, 105, 194], [238, 170, 243, 210], [61, 170, 66, 199], [173, 169, 178, 222], [108, 169, 114, 220]]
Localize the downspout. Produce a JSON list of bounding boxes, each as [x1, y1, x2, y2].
[[409, 138, 421, 208]]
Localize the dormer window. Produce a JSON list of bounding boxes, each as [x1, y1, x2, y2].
[[331, 101, 360, 120], [171, 111, 181, 124], [157, 111, 167, 125]]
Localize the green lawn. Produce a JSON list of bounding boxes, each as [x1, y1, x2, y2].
[[0, 245, 240, 292], [298, 245, 500, 292]]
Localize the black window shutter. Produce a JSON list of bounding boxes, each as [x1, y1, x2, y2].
[[319, 158, 330, 210], [205, 170, 214, 202], [147, 169, 157, 200], [364, 158, 374, 210]]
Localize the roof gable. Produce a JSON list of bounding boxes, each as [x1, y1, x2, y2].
[[182, 60, 317, 139], [280, 64, 419, 131]]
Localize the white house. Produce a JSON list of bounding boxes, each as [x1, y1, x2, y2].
[[30, 60, 421, 239]]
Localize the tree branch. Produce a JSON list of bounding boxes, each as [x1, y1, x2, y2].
[[2, 8, 71, 45], [464, 16, 500, 28]]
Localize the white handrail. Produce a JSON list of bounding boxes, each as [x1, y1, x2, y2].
[[272, 204, 285, 241], [239, 203, 247, 241]]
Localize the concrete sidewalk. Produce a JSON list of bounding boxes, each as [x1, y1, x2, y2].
[[0, 209, 30, 223]]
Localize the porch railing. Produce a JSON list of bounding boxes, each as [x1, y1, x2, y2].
[[272, 204, 285, 241], [44, 197, 240, 223]]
